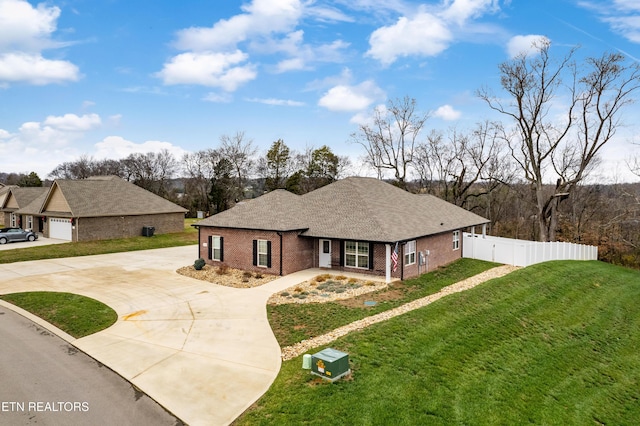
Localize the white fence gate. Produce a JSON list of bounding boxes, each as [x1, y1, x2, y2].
[[462, 233, 598, 267]]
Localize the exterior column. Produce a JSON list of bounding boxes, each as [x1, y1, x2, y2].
[[385, 243, 391, 283], [482, 223, 487, 238]]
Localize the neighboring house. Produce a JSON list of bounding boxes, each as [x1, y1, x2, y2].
[[15, 176, 187, 242], [0, 187, 48, 231], [195, 177, 490, 282]]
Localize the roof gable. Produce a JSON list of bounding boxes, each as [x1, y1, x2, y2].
[[42, 183, 72, 214], [1, 187, 48, 211], [47, 176, 187, 217]]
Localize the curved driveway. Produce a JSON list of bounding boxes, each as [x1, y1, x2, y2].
[[0, 246, 322, 426]]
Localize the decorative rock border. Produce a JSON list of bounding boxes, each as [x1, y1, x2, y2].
[[281, 265, 519, 360]]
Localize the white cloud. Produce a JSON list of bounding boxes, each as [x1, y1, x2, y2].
[[94, 136, 188, 160], [156, 51, 257, 90], [434, 104, 462, 121], [173, 0, 303, 51], [366, 0, 502, 65], [202, 92, 233, 103], [507, 35, 550, 58], [0, 113, 104, 175], [0, 0, 79, 85], [367, 13, 452, 65], [42, 113, 101, 132], [246, 97, 305, 106], [0, 52, 79, 85], [579, 0, 640, 43], [318, 80, 385, 112]]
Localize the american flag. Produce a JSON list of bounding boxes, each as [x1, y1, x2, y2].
[[391, 242, 399, 272]]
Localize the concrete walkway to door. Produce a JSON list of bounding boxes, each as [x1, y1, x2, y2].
[[0, 246, 368, 426]]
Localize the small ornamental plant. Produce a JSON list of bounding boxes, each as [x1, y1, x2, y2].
[[194, 258, 206, 270]]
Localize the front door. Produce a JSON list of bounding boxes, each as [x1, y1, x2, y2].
[[319, 239, 332, 268]]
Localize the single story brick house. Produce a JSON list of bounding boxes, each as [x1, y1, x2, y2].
[[14, 176, 187, 242], [195, 177, 489, 282], [0, 186, 48, 230]]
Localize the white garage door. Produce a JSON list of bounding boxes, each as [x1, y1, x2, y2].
[[49, 217, 72, 241]]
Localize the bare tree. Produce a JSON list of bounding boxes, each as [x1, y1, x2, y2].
[[413, 122, 511, 207], [478, 39, 640, 241], [219, 131, 257, 201], [182, 149, 221, 214], [122, 149, 178, 197], [351, 96, 428, 188]]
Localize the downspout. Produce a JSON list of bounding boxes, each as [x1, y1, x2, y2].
[[400, 243, 404, 281], [197, 225, 201, 259], [276, 232, 283, 276], [75, 217, 79, 242]]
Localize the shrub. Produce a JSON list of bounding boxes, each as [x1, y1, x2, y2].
[[241, 276, 249, 283], [243, 271, 253, 278], [314, 274, 332, 283], [216, 264, 229, 275], [347, 277, 358, 284], [255, 273, 263, 279], [365, 281, 376, 286], [294, 286, 303, 293], [280, 291, 290, 297], [335, 275, 348, 281], [194, 258, 206, 270]]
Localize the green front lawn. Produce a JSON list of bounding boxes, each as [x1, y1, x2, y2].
[[237, 261, 640, 425], [0, 292, 117, 338], [269, 258, 498, 347], [0, 219, 198, 264]]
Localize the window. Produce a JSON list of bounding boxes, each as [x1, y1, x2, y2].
[[322, 240, 330, 254], [453, 230, 460, 250], [209, 236, 223, 261], [10, 213, 17, 227], [26, 216, 33, 231], [405, 240, 416, 265], [257, 240, 269, 267], [253, 239, 271, 268], [345, 241, 369, 269]]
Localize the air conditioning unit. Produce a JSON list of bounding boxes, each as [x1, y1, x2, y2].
[[311, 348, 350, 381]]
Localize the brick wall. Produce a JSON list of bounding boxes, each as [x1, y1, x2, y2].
[[198, 227, 315, 276], [198, 227, 464, 279], [74, 213, 184, 242]]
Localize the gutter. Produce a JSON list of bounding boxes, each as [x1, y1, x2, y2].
[[276, 232, 283, 276]]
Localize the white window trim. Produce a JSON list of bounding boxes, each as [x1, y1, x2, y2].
[[257, 239, 269, 268], [212, 236, 222, 261], [345, 241, 369, 269], [10, 213, 17, 227], [453, 230, 460, 250], [26, 215, 33, 231], [405, 240, 416, 265]]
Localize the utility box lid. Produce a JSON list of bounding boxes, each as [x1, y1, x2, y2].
[[311, 348, 350, 381]]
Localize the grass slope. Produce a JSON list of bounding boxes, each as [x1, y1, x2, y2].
[[0, 292, 117, 338], [269, 258, 497, 347], [236, 261, 640, 425]]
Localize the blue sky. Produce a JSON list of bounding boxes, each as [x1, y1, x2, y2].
[[1, 0, 640, 182]]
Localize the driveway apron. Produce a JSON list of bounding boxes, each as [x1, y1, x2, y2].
[[0, 246, 320, 426]]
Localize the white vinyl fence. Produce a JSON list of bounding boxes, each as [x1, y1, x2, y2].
[[462, 233, 598, 267]]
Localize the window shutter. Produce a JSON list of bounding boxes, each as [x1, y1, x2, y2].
[[369, 242, 374, 270], [339, 240, 344, 266], [267, 241, 272, 268], [219, 236, 224, 262], [208, 236, 213, 260], [252, 240, 257, 266]]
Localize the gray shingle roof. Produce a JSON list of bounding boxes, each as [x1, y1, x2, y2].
[[197, 177, 489, 243], [1, 187, 48, 211], [41, 176, 187, 217], [197, 189, 307, 231]]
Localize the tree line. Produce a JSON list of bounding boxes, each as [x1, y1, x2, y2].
[[3, 40, 640, 267]]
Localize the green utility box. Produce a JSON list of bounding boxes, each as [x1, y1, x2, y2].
[[311, 348, 350, 381]]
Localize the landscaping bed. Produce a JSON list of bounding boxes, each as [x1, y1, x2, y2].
[[176, 264, 278, 288], [268, 274, 387, 305]]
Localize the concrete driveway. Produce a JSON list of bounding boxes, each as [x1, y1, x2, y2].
[[0, 246, 323, 426], [0, 234, 68, 251]]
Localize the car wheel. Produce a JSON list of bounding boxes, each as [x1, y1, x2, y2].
[[0, 238, 6, 245], [28, 235, 35, 242]]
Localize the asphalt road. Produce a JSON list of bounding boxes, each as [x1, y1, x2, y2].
[[0, 305, 183, 426]]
